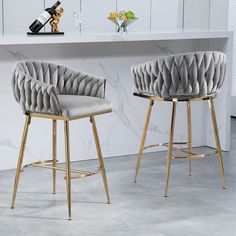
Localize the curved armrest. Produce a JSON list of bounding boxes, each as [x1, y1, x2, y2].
[[131, 61, 157, 96], [12, 69, 61, 115], [59, 67, 106, 99]]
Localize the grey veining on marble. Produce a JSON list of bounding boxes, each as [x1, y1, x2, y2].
[[0, 119, 236, 236], [5, 49, 29, 60]]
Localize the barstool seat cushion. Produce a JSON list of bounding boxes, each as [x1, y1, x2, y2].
[[58, 95, 112, 117]]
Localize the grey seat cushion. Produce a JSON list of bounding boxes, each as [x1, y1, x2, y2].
[[58, 95, 112, 117], [131, 51, 226, 99]]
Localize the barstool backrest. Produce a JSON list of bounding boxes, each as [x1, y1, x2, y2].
[[12, 61, 106, 115], [13, 61, 105, 97], [131, 51, 226, 98]]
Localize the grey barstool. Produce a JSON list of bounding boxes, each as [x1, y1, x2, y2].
[[11, 61, 112, 219], [132, 51, 226, 196]]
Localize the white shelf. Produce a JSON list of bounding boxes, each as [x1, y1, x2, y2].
[[0, 30, 232, 46]]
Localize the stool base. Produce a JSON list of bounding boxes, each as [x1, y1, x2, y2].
[[134, 95, 226, 196], [10, 111, 111, 220]]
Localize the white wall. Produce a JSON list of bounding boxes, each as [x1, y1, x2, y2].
[[229, 0, 236, 95], [82, 0, 116, 33], [151, 0, 183, 31], [117, 0, 150, 32], [0, 0, 229, 35], [210, 0, 229, 30], [0, 0, 2, 34], [184, 0, 210, 29], [4, 0, 44, 34], [228, 0, 236, 116]]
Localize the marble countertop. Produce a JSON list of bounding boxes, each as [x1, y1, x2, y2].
[[0, 30, 232, 46]]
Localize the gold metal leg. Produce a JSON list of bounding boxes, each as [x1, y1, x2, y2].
[[208, 98, 226, 189], [90, 116, 110, 204], [187, 101, 192, 176], [11, 115, 31, 209], [165, 101, 177, 197], [52, 120, 57, 194], [134, 99, 154, 183], [64, 121, 72, 220]]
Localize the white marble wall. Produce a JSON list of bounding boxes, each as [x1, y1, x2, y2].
[[0, 37, 231, 170], [0, 0, 229, 35]]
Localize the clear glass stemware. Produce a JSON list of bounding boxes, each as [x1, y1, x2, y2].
[[116, 11, 125, 33], [73, 12, 83, 34]]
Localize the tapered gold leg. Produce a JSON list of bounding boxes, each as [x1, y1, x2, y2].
[[134, 99, 154, 183], [64, 121, 72, 220], [11, 115, 31, 209], [90, 116, 110, 204], [208, 98, 226, 189], [52, 120, 57, 194], [165, 101, 177, 197], [187, 101, 192, 176]]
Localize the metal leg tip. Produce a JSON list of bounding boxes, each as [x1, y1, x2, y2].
[[164, 195, 168, 198], [223, 186, 227, 189], [107, 201, 111, 205], [68, 217, 72, 221], [10, 206, 14, 209]]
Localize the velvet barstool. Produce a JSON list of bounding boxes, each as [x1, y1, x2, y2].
[[132, 51, 226, 196], [11, 61, 112, 219]]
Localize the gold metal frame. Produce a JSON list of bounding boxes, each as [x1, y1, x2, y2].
[[134, 93, 226, 196], [11, 109, 112, 220]]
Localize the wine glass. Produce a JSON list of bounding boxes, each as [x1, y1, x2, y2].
[[73, 12, 83, 34], [116, 11, 125, 33]]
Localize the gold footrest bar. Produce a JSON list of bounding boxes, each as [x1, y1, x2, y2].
[[143, 142, 218, 160], [23, 159, 58, 169], [22, 159, 101, 179], [143, 142, 190, 151], [67, 167, 101, 180], [162, 143, 195, 155], [172, 150, 218, 160]]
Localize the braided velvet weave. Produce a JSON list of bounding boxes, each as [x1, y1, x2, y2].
[[131, 51, 226, 98], [12, 61, 108, 116]]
